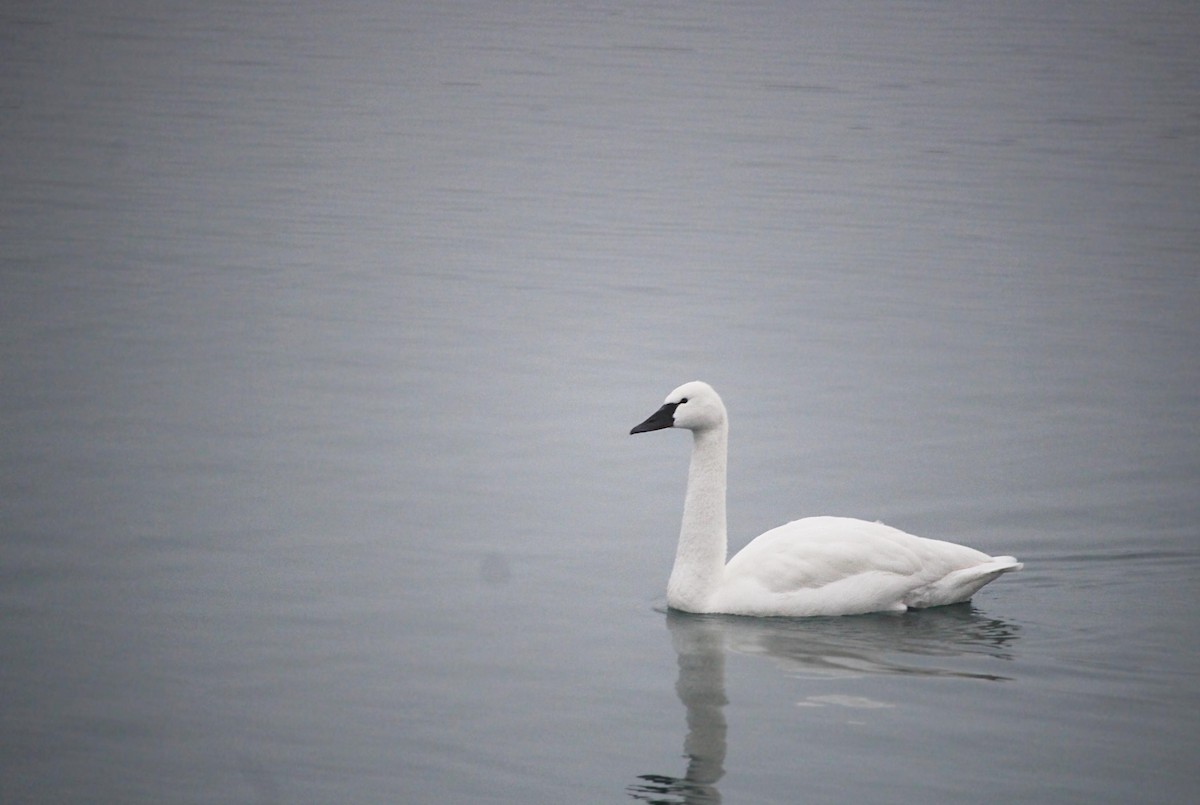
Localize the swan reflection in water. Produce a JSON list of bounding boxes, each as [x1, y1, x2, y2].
[[627, 605, 1020, 804]]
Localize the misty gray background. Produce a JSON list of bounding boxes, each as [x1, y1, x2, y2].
[[2, 2, 1198, 803]]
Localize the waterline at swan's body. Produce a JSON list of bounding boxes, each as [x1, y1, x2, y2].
[[630, 381, 1021, 617]]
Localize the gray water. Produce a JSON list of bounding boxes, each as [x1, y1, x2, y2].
[[2, 2, 1198, 802]]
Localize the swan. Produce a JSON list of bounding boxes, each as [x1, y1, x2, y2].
[[630, 381, 1022, 616]]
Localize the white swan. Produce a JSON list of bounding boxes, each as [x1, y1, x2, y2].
[[630, 381, 1022, 617]]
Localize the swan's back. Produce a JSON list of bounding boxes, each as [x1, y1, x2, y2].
[[713, 516, 1022, 617]]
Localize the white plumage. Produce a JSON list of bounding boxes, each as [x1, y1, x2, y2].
[[631, 381, 1021, 617]]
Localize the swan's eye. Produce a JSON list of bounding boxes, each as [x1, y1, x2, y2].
[[679, 397, 688, 404]]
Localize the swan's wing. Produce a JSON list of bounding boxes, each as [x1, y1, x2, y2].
[[717, 516, 1015, 616], [725, 517, 919, 588]]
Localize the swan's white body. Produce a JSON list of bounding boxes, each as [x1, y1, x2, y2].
[[631, 381, 1021, 617]]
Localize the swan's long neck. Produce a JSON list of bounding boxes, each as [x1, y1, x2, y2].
[[667, 424, 728, 612]]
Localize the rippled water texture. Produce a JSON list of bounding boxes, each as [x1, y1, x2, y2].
[[2, 2, 1198, 803]]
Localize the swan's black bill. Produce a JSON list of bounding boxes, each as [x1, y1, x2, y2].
[[630, 402, 678, 434]]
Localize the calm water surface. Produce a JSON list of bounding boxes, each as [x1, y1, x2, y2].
[[2, 2, 1199, 803]]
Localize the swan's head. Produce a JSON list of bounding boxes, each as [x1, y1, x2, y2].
[[630, 381, 726, 435]]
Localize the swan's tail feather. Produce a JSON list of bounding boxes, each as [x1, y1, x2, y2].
[[989, 555, 1023, 571], [905, 557, 1022, 609]]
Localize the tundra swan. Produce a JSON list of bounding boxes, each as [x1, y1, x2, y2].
[[630, 381, 1021, 616]]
